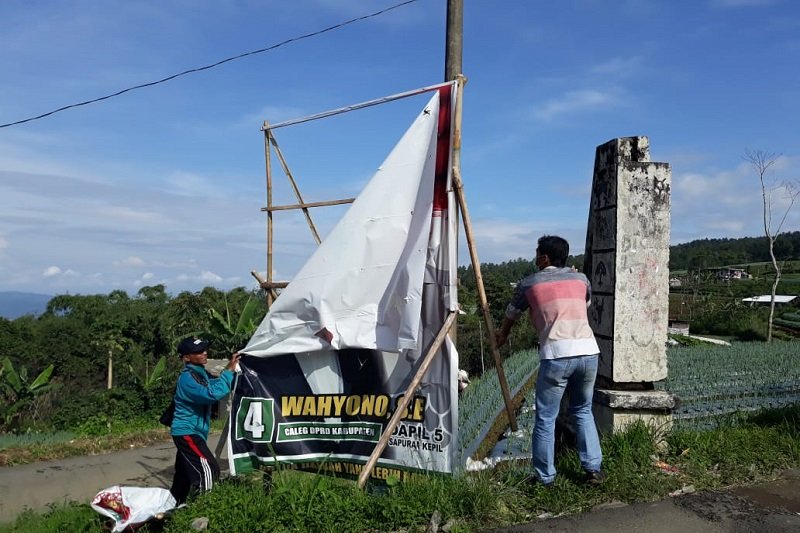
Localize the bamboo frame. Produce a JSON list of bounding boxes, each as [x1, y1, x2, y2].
[[452, 166, 518, 431], [268, 134, 323, 244], [262, 198, 355, 212], [260, 126, 359, 308], [357, 311, 457, 488], [263, 122, 274, 308], [262, 81, 455, 131], [249, 270, 280, 300], [452, 74, 516, 430]]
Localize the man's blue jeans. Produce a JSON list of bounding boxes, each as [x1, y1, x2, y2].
[[533, 354, 602, 484]]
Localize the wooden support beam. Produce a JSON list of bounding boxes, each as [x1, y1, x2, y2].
[[250, 270, 281, 301], [452, 166, 518, 432], [261, 198, 355, 212], [357, 311, 457, 489], [263, 125, 274, 308], [268, 135, 323, 245]]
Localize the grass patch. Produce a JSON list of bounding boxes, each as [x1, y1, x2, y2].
[[666, 404, 800, 489], [2, 405, 799, 532], [0, 504, 101, 533]]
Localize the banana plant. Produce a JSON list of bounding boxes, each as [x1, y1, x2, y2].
[[128, 355, 167, 412], [205, 295, 262, 354], [0, 357, 56, 430], [128, 356, 167, 391]]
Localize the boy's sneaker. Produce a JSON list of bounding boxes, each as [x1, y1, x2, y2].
[[584, 469, 607, 486]]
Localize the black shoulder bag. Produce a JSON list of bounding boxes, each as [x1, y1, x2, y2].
[[159, 397, 176, 427], [159, 367, 209, 427]]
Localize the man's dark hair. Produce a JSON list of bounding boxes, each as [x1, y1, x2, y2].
[[537, 235, 569, 267]]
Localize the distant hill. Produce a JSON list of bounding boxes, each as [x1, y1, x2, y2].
[[669, 232, 800, 271], [458, 233, 800, 284], [0, 292, 52, 319]]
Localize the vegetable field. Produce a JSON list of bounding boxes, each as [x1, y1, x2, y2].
[[657, 341, 800, 429], [458, 341, 800, 466], [457, 349, 538, 466]]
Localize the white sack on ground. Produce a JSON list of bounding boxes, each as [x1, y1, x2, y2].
[[90, 486, 175, 533]]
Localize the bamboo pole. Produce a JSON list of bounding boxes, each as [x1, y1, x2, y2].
[[262, 198, 355, 212], [452, 166, 518, 431], [269, 135, 323, 244], [263, 123, 274, 308], [448, 75, 467, 348], [357, 311, 457, 489], [250, 270, 280, 301]]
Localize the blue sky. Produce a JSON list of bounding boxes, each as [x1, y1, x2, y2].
[[1, 0, 798, 295]]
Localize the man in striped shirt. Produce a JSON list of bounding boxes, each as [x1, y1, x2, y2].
[[496, 235, 605, 487]]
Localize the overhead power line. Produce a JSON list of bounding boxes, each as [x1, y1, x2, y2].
[[0, 0, 420, 129]]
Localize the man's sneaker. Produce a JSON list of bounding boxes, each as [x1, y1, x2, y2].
[[584, 469, 607, 486]]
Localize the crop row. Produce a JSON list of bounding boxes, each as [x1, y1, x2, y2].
[[658, 341, 800, 427], [457, 349, 538, 465]]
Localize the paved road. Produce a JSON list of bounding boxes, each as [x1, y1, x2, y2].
[[0, 434, 223, 523], [489, 470, 800, 533]]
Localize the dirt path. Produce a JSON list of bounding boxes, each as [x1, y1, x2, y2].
[[0, 435, 224, 523]]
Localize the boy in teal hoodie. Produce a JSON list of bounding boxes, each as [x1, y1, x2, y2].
[[169, 336, 240, 504]]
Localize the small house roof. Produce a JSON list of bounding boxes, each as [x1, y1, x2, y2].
[[741, 295, 798, 304]]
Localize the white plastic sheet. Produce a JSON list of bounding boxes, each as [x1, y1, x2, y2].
[[243, 93, 441, 357]]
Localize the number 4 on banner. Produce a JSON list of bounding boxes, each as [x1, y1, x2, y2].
[[235, 397, 275, 442], [244, 402, 265, 438]]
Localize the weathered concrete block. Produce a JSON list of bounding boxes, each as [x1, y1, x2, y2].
[[594, 389, 676, 410], [584, 137, 671, 384], [593, 400, 673, 439]]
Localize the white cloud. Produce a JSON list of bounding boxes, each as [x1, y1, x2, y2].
[[116, 256, 147, 267], [164, 171, 225, 198], [42, 266, 62, 277], [0, 236, 7, 250], [95, 206, 165, 224], [199, 271, 223, 283], [531, 90, 619, 122], [590, 56, 644, 77], [142, 272, 155, 280], [461, 218, 588, 264], [670, 155, 800, 242]]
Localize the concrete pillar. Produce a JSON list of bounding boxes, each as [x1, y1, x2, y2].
[[583, 137, 675, 433]]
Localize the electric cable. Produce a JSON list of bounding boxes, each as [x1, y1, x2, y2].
[[0, 0, 420, 129]]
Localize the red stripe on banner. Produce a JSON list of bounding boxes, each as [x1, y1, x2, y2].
[[433, 85, 452, 212], [183, 435, 207, 459]]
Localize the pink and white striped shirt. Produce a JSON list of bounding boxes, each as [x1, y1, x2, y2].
[[506, 266, 599, 360]]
